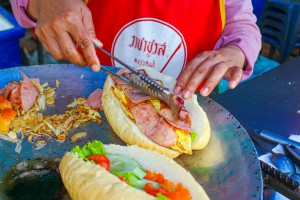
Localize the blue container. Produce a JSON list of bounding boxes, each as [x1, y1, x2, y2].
[[0, 6, 25, 69], [252, 0, 267, 21]]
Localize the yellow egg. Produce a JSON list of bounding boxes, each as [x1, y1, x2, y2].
[[171, 129, 192, 154]]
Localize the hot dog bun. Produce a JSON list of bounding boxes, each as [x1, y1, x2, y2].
[[102, 66, 211, 158], [59, 144, 210, 200]]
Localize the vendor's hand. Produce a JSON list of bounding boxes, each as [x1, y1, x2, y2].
[[174, 45, 246, 99], [27, 0, 102, 72]]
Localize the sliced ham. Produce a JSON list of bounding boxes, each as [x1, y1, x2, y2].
[[159, 107, 192, 133], [0, 81, 20, 98], [113, 69, 155, 104], [130, 102, 177, 147], [86, 88, 103, 110], [150, 117, 178, 147], [111, 68, 132, 86], [21, 78, 39, 112], [130, 102, 160, 134], [112, 68, 189, 147], [124, 91, 154, 105], [10, 86, 21, 105]]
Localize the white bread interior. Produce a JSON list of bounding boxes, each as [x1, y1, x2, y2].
[[59, 144, 210, 200]]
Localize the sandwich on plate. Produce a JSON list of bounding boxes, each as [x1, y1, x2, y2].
[[59, 140, 210, 200], [102, 66, 211, 158]]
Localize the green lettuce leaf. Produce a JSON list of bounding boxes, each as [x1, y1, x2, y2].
[[71, 140, 107, 159], [156, 193, 170, 200], [113, 171, 140, 185], [191, 131, 197, 142], [70, 145, 86, 159]]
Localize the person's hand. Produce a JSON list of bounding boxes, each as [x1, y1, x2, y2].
[[173, 45, 246, 99], [27, 0, 102, 72]]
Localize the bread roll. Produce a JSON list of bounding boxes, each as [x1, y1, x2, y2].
[[102, 66, 211, 158], [59, 144, 210, 200]]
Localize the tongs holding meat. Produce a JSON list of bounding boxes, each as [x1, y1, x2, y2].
[[93, 41, 182, 118]]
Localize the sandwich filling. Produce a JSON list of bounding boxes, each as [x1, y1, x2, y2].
[[71, 140, 192, 200], [111, 68, 197, 154]]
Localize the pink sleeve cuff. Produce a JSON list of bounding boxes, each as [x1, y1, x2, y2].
[[11, 0, 37, 28], [214, 0, 262, 81]]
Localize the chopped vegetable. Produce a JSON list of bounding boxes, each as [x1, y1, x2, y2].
[[70, 141, 192, 200], [87, 154, 110, 171], [71, 140, 107, 158], [191, 131, 197, 142], [144, 170, 191, 200], [156, 193, 170, 200]]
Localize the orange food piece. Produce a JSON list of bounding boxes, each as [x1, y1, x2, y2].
[[144, 170, 166, 184], [2, 108, 17, 120], [0, 108, 17, 132], [143, 170, 191, 200], [164, 183, 191, 200], [0, 116, 11, 132], [0, 95, 13, 110]]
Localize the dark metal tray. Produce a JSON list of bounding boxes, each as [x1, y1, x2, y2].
[[0, 64, 262, 200]]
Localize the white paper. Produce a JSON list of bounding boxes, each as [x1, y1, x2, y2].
[[0, 14, 14, 31]]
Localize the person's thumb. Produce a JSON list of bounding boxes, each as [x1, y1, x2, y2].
[[81, 7, 103, 72]]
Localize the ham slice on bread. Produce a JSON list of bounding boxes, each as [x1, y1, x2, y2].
[[129, 102, 177, 147], [102, 66, 211, 158]]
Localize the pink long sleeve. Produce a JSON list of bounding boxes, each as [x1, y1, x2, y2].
[[214, 0, 262, 80], [10, 0, 36, 28]]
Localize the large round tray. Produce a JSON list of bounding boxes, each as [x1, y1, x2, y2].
[[0, 64, 262, 200]]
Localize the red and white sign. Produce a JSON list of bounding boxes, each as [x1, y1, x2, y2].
[[112, 18, 187, 79]]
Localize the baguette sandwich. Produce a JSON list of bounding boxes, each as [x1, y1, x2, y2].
[[102, 66, 211, 158], [59, 140, 210, 200]]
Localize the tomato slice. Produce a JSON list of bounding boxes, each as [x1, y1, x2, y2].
[[144, 183, 161, 196], [86, 154, 110, 171]]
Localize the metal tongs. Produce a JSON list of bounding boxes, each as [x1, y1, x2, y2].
[[93, 41, 182, 118]]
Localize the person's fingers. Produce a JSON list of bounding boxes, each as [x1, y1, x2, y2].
[[44, 37, 64, 60], [184, 57, 225, 98], [36, 37, 50, 54], [56, 31, 87, 66], [70, 10, 100, 72], [226, 66, 243, 89], [174, 52, 209, 95], [35, 26, 64, 60], [199, 62, 228, 96], [81, 6, 103, 48], [82, 8, 96, 39]]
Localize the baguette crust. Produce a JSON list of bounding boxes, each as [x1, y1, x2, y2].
[[102, 66, 211, 158], [59, 144, 210, 200]]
